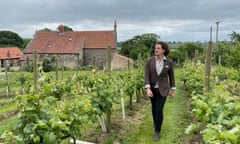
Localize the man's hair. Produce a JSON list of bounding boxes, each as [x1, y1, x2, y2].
[[156, 41, 170, 56]]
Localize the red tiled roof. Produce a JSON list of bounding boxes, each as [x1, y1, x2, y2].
[[114, 53, 133, 62], [0, 47, 24, 59], [24, 30, 117, 54]]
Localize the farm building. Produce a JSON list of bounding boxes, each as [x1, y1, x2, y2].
[[24, 22, 133, 70], [0, 47, 24, 70]]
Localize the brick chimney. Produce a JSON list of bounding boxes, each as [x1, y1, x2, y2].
[[58, 24, 64, 34]]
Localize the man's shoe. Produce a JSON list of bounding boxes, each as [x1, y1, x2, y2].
[[153, 132, 160, 141]]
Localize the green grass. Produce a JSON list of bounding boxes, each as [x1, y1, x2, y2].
[[0, 71, 33, 92], [0, 98, 14, 105], [0, 103, 17, 114], [121, 69, 191, 144], [0, 116, 18, 135]]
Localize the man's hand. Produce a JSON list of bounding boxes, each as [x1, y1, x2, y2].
[[169, 90, 174, 98], [146, 88, 153, 97]]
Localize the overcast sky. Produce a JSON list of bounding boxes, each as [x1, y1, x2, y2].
[[1, 0, 240, 42]]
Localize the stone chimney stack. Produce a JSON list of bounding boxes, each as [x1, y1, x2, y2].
[[58, 24, 64, 34]]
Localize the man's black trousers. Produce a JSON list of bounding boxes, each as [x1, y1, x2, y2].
[[150, 89, 167, 133]]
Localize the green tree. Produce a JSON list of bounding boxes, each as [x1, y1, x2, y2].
[[39, 25, 74, 32], [23, 57, 33, 72], [168, 42, 204, 65], [229, 31, 240, 42], [63, 25, 73, 31], [214, 32, 240, 67], [0, 31, 24, 48], [168, 50, 182, 64], [129, 43, 149, 60], [22, 38, 32, 50], [39, 28, 52, 32], [42, 57, 56, 72], [120, 33, 160, 60], [225, 42, 240, 68], [178, 43, 203, 62]]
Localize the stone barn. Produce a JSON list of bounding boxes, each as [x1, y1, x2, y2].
[[23, 22, 131, 70]]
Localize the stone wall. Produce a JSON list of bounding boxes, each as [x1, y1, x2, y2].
[[83, 48, 116, 69], [24, 53, 81, 68], [111, 53, 133, 70]]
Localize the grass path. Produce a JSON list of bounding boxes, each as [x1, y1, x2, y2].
[[122, 69, 191, 144]]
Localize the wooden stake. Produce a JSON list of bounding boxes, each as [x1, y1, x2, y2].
[[204, 27, 213, 92], [33, 51, 38, 94], [105, 45, 112, 133]]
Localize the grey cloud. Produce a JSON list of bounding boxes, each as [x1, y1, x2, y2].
[[0, 0, 240, 41]]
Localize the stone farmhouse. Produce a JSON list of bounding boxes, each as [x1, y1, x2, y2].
[[23, 22, 133, 70]]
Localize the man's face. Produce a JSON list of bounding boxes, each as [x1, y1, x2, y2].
[[154, 44, 165, 56]]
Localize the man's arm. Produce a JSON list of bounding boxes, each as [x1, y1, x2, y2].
[[144, 59, 153, 97], [168, 60, 175, 89], [168, 60, 176, 98]]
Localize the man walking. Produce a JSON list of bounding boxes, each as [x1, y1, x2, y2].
[[144, 41, 176, 141]]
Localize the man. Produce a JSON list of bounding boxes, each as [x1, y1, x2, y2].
[[144, 41, 176, 141]]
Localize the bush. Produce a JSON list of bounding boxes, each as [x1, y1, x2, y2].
[[42, 57, 56, 72]]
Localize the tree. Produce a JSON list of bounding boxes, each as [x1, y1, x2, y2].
[[229, 31, 240, 42], [0, 31, 24, 48], [120, 33, 160, 60], [63, 25, 73, 31], [42, 57, 56, 72], [22, 38, 32, 50], [39, 25, 74, 32], [128, 43, 149, 60], [178, 43, 203, 61], [39, 28, 52, 32], [168, 42, 204, 64], [219, 42, 240, 68], [23, 57, 33, 72]]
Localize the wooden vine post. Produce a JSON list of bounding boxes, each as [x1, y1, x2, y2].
[[136, 53, 142, 103], [204, 27, 213, 93], [106, 45, 112, 133], [194, 49, 199, 65], [33, 51, 38, 94], [4, 60, 10, 97], [56, 55, 59, 81], [61, 55, 64, 80]]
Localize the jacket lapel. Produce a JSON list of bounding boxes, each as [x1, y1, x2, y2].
[[159, 59, 168, 77]]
